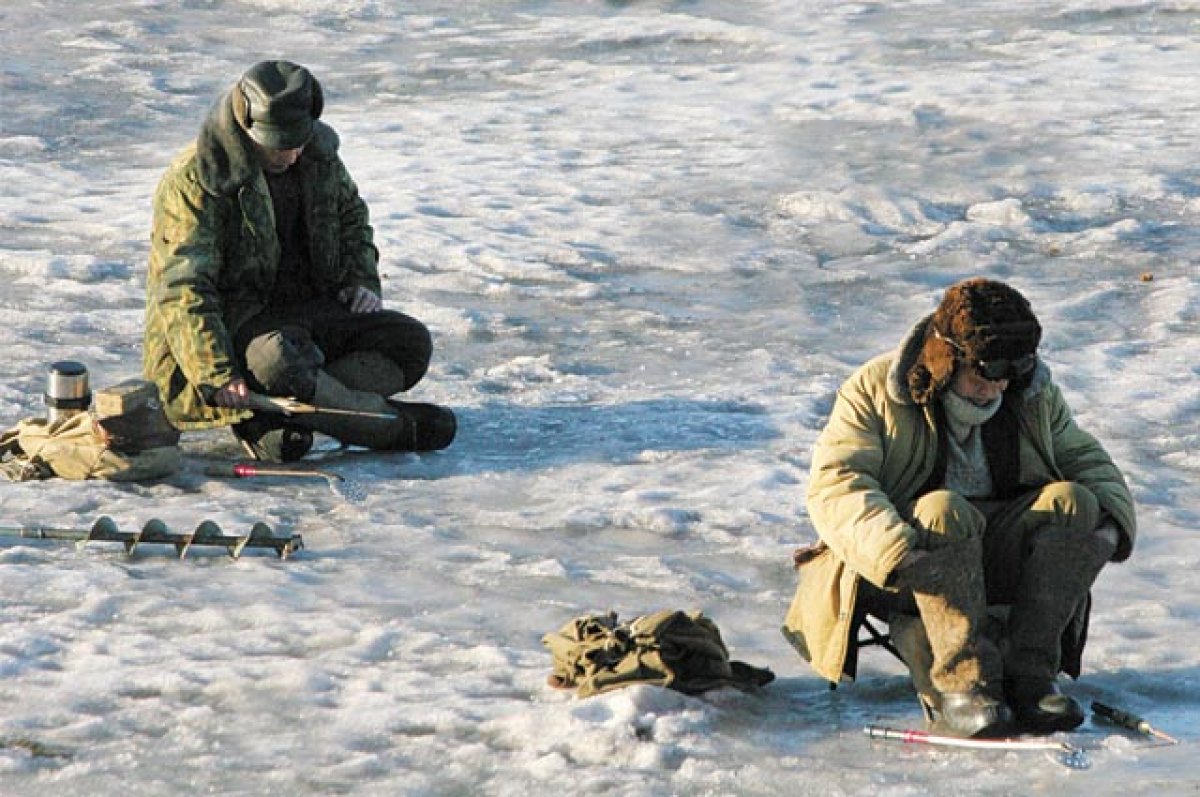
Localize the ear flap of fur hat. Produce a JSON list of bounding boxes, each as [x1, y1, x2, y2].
[[907, 328, 955, 405], [907, 325, 958, 405]]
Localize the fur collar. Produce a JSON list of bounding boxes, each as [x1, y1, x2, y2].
[[193, 88, 340, 197], [886, 314, 1049, 406]]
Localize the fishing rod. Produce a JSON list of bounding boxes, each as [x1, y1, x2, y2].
[[1092, 701, 1180, 745], [248, 393, 395, 420], [864, 726, 1091, 770]]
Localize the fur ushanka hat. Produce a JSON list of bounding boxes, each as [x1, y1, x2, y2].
[[907, 278, 1042, 404]]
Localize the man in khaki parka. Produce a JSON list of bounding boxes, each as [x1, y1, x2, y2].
[[783, 278, 1135, 738], [144, 60, 455, 462]]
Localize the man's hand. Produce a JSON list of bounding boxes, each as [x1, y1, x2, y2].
[[895, 549, 930, 570], [211, 377, 252, 409], [884, 547, 930, 589], [1094, 519, 1121, 550], [338, 286, 383, 314]]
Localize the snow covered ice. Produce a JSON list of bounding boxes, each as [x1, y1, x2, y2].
[[1, 1, 1198, 794]]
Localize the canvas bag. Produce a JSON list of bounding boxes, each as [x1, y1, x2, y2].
[[0, 412, 180, 482], [542, 609, 774, 697]]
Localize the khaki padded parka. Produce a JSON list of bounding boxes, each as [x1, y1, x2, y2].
[[783, 317, 1136, 683]]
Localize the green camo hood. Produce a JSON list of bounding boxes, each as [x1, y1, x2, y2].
[[193, 87, 340, 197]]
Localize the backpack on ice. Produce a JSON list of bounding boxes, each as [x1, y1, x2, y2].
[[0, 379, 180, 482], [542, 609, 774, 697]]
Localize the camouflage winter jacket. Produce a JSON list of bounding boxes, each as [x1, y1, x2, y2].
[[143, 88, 380, 430]]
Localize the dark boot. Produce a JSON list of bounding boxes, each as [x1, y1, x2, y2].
[[232, 415, 313, 463]]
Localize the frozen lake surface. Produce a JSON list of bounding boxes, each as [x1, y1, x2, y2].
[[0, 1, 1197, 794]]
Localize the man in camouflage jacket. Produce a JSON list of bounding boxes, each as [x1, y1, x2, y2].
[[144, 61, 455, 461]]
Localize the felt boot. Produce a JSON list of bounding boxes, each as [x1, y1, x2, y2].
[[299, 371, 455, 451], [325, 350, 408, 396], [889, 613, 938, 718], [1003, 524, 1115, 733], [899, 539, 1010, 738], [894, 615, 1011, 735]]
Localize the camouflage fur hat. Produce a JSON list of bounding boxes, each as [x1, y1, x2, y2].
[[232, 60, 324, 150], [907, 278, 1042, 404]]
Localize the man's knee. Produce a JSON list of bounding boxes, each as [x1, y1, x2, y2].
[[1031, 481, 1100, 536], [382, 314, 432, 388], [326, 350, 408, 396], [910, 489, 986, 548], [402, 318, 433, 367], [346, 312, 433, 390], [243, 327, 325, 400]]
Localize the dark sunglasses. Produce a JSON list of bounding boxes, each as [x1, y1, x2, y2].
[[935, 329, 1037, 382]]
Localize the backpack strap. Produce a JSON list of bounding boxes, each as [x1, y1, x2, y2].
[[0, 421, 55, 481]]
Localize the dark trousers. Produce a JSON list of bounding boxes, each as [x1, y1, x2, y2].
[[233, 298, 432, 400]]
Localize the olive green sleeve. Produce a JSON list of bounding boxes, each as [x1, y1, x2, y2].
[[334, 160, 381, 296], [146, 171, 241, 395]]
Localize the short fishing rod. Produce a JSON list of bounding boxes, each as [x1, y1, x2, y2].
[[1092, 701, 1180, 745], [248, 393, 396, 420], [864, 726, 1091, 769]]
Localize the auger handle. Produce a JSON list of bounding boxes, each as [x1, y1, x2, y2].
[[205, 462, 310, 479], [205, 462, 334, 481], [206, 462, 273, 478]]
